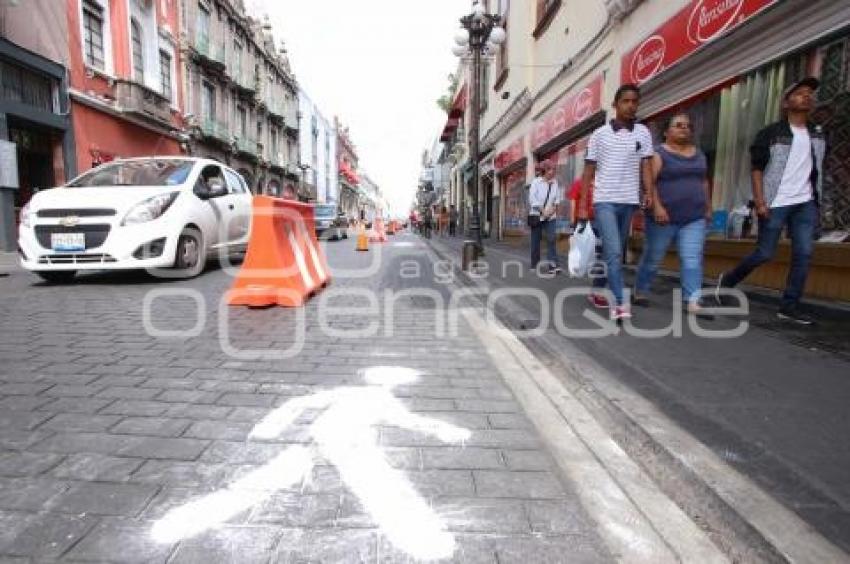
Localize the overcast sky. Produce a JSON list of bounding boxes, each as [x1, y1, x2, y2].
[[246, 0, 468, 215]]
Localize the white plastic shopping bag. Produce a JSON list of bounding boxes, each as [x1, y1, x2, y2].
[[568, 222, 597, 278]]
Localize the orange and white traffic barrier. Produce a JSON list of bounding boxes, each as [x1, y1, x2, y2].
[[227, 196, 330, 308]]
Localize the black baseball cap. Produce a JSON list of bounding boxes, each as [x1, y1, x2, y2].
[[783, 77, 819, 100]]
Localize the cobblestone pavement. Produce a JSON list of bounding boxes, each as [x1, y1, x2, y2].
[[0, 235, 612, 563]]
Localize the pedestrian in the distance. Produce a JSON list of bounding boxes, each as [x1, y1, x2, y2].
[[528, 161, 563, 274], [577, 84, 655, 321], [633, 111, 712, 316], [449, 205, 458, 236], [715, 77, 826, 325]]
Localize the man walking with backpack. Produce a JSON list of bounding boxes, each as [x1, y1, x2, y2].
[[716, 77, 826, 325]]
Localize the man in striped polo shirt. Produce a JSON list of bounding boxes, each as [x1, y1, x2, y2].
[[577, 84, 655, 321]]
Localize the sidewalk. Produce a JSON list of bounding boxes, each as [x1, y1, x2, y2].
[[427, 233, 850, 558]]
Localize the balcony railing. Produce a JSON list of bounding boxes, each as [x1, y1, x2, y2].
[[230, 67, 256, 93], [200, 118, 229, 143], [192, 34, 226, 68], [235, 137, 260, 159], [115, 79, 171, 126], [266, 98, 285, 121]]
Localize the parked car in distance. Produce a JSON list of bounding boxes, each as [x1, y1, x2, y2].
[[18, 157, 253, 283], [314, 204, 347, 240]]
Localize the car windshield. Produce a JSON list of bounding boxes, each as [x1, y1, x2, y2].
[[67, 160, 194, 188], [315, 205, 337, 218]]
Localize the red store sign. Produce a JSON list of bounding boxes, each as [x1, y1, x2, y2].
[[532, 75, 603, 150], [621, 0, 778, 85], [494, 136, 525, 172]]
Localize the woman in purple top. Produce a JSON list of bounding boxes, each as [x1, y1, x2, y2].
[[633, 112, 712, 315]]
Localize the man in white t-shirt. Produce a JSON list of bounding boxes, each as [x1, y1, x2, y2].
[[577, 84, 655, 321], [717, 77, 827, 325], [528, 161, 562, 274]]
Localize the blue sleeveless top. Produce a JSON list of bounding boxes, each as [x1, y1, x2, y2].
[[655, 145, 708, 225]]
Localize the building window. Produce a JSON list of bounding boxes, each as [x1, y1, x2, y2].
[[198, 3, 210, 35], [131, 18, 144, 83], [159, 50, 172, 100], [238, 107, 247, 138], [202, 81, 215, 120], [0, 60, 55, 112], [82, 0, 106, 70], [233, 40, 242, 75]]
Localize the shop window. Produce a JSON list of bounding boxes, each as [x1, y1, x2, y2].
[[131, 18, 144, 83], [159, 50, 172, 101], [82, 0, 106, 71]]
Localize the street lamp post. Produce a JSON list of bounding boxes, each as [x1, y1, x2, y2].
[[453, 1, 505, 258]]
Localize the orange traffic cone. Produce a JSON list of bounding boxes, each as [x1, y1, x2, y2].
[[356, 225, 369, 251]]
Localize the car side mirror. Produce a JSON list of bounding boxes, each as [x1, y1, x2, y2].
[[207, 177, 228, 198]]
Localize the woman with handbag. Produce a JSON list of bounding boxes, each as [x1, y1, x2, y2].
[[528, 161, 562, 273]]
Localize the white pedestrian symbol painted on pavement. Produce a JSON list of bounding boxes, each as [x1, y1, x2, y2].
[[151, 366, 471, 560]]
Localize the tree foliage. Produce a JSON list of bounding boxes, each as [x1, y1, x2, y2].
[[436, 73, 460, 114]]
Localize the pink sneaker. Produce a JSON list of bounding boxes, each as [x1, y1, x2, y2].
[[611, 305, 632, 321], [587, 293, 609, 309]]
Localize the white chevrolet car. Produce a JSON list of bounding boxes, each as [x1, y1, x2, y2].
[[18, 157, 253, 283]]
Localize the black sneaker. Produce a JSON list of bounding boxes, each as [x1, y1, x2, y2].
[[777, 306, 815, 326]]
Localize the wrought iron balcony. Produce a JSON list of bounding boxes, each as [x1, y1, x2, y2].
[[235, 137, 260, 161], [192, 34, 226, 69], [199, 118, 229, 143], [115, 80, 171, 126]]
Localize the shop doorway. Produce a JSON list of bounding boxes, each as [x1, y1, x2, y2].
[[8, 118, 57, 222]]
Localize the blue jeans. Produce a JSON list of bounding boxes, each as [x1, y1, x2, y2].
[[593, 203, 638, 305], [589, 222, 606, 290], [636, 218, 707, 304], [724, 200, 817, 308], [530, 219, 558, 268]]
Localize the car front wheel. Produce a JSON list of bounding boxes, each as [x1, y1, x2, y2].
[[36, 271, 77, 284], [172, 227, 206, 278]]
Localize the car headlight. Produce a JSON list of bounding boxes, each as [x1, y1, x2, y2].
[[122, 192, 180, 225], [20, 202, 32, 228]]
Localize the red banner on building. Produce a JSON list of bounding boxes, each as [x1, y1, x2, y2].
[[494, 136, 525, 172], [532, 75, 603, 150], [621, 0, 777, 85]]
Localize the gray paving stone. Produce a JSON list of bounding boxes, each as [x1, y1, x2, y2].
[[226, 407, 274, 422], [501, 450, 555, 471], [249, 492, 341, 528], [525, 500, 600, 535], [0, 382, 53, 395], [394, 385, 481, 400], [156, 389, 222, 404], [100, 399, 169, 417], [473, 471, 565, 499], [487, 413, 534, 430], [39, 384, 104, 397], [39, 397, 115, 414], [141, 377, 200, 390], [182, 420, 253, 441], [118, 436, 209, 460], [0, 411, 53, 431], [0, 451, 64, 477], [199, 441, 286, 465], [110, 417, 192, 437], [491, 533, 611, 564], [130, 460, 246, 488], [164, 403, 233, 420], [216, 393, 277, 408], [64, 518, 176, 562], [169, 525, 283, 564], [50, 453, 145, 482], [270, 528, 378, 563], [463, 430, 542, 449], [407, 469, 476, 497], [89, 377, 149, 389], [432, 497, 531, 534], [39, 413, 122, 433], [376, 532, 499, 563], [454, 399, 521, 413], [50, 482, 159, 516], [420, 447, 504, 470], [32, 433, 136, 455], [0, 512, 96, 559], [400, 397, 457, 412], [96, 386, 161, 400], [0, 396, 54, 411], [0, 429, 54, 450], [0, 477, 68, 511]]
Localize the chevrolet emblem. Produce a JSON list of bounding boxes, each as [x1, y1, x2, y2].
[[59, 215, 80, 227]]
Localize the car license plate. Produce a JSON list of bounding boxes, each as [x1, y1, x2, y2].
[[51, 232, 85, 251]]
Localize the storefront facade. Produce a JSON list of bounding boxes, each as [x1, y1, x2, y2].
[[621, 0, 850, 300]]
